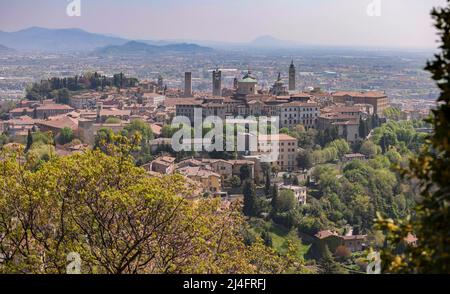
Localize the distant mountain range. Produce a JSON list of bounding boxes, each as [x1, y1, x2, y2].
[[94, 41, 213, 56], [0, 26, 305, 53], [0, 44, 16, 53], [0, 27, 128, 51]]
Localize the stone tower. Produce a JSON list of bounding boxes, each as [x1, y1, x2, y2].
[[184, 72, 192, 97], [212, 68, 222, 96], [289, 60, 296, 91]]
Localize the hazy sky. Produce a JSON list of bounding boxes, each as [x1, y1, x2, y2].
[[0, 0, 446, 49]]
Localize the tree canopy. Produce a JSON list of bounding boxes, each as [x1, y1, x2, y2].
[[0, 141, 305, 274], [376, 0, 450, 273]]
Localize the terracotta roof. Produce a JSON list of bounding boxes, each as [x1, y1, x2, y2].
[[404, 233, 418, 245], [258, 134, 297, 141], [154, 156, 176, 164], [322, 106, 362, 113], [290, 93, 311, 98], [283, 102, 318, 107], [164, 97, 202, 107], [228, 159, 255, 165], [177, 166, 221, 179], [315, 230, 339, 239], [100, 109, 131, 117], [332, 91, 387, 98], [149, 123, 162, 136], [10, 104, 74, 113], [341, 235, 367, 241], [36, 116, 78, 130]]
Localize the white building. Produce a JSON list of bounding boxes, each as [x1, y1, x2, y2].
[[278, 184, 307, 205], [280, 102, 320, 130]]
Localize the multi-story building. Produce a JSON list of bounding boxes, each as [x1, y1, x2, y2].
[[278, 184, 307, 205], [280, 102, 320, 129], [10, 103, 74, 119], [317, 112, 361, 143], [174, 97, 226, 124], [174, 98, 203, 123], [145, 156, 176, 174], [69, 94, 99, 109], [332, 91, 389, 115], [257, 134, 297, 171]]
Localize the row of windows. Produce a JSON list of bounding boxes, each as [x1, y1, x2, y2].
[[259, 142, 296, 147], [284, 113, 318, 118], [283, 119, 316, 125], [276, 161, 296, 167], [283, 107, 318, 112]]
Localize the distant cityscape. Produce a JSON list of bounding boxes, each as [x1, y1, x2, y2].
[[0, 25, 440, 274]]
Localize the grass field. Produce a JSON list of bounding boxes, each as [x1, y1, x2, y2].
[[250, 219, 310, 259]]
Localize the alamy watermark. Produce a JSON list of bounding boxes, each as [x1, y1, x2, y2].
[[66, 0, 81, 17], [366, 251, 381, 274], [366, 0, 381, 17], [66, 252, 81, 274]]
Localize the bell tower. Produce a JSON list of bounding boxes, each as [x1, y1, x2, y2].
[[289, 60, 296, 91], [212, 68, 222, 96]]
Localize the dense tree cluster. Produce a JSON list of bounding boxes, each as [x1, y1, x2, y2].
[[25, 72, 138, 101], [372, 120, 427, 154], [95, 119, 154, 166], [0, 141, 305, 274], [377, 0, 450, 273], [303, 126, 421, 235]]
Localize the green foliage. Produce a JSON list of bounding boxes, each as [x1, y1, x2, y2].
[[274, 190, 297, 213], [161, 125, 179, 138], [0, 133, 8, 147], [359, 140, 379, 157], [58, 127, 74, 145], [376, 0, 450, 273], [26, 129, 33, 151], [25, 72, 139, 101], [230, 175, 241, 188], [316, 127, 339, 147], [319, 245, 348, 274], [239, 164, 252, 181], [372, 120, 424, 154], [124, 119, 154, 141], [31, 131, 54, 147], [54, 88, 70, 104], [97, 120, 154, 166], [383, 107, 403, 121], [104, 117, 121, 124], [297, 150, 313, 170], [326, 139, 350, 157], [311, 146, 338, 165], [243, 180, 258, 217], [26, 143, 56, 166], [308, 146, 415, 234], [264, 170, 271, 195], [0, 144, 305, 274], [310, 139, 350, 165], [261, 230, 273, 247]]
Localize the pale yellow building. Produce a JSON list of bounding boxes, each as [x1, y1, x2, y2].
[[257, 134, 297, 171]]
